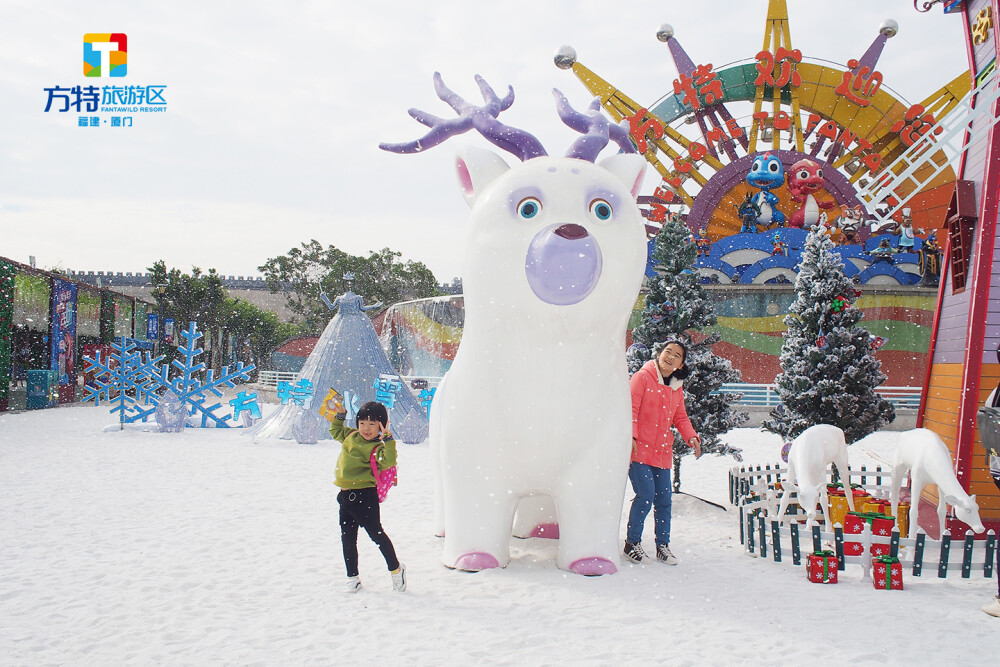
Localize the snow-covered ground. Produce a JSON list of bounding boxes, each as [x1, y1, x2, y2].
[[1, 404, 996, 665]]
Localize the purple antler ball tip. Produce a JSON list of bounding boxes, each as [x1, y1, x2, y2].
[[554, 46, 577, 70]]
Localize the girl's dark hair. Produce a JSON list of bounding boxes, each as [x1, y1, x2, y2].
[[658, 339, 690, 381], [356, 401, 388, 428]]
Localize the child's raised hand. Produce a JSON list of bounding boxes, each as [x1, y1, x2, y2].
[[319, 388, 345, 421], [380, 422, 392, 441]]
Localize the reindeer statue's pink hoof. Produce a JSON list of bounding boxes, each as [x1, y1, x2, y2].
[[454, 552, 500, 572], [569, 558, 617, 576], [527, 523, 560, 539]]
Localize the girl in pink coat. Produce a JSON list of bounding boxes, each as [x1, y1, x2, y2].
[[625, 340, 702, 565]]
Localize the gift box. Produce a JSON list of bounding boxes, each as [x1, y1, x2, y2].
[[862, 498, 891, 515], [827, 484, 872, 527], [844, 511, 895, 556], [807, 550, 838, 584], [873, 555, 904, 590], [862, 499, 909, 536]]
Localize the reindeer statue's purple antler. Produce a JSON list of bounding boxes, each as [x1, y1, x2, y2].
[[552, 90, 636, 161], [379, 72, 547, 161], [380, 73, 634, 164]]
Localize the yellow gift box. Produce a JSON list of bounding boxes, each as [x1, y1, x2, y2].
[[861, 498, 909, 536], [827, 485, 872, 527]]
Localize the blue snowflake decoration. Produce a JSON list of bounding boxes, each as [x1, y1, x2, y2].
[[81, 323, 258, 428], [82, 338, 163, 423]]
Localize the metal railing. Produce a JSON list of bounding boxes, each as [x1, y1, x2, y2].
[[715, 383, 921, 409], [256, 370, 299, 388]]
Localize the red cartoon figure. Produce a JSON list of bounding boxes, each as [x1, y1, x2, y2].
[[787, 158, 836, 229]]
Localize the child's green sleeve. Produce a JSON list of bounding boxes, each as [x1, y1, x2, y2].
[[329, 414, 350, 442]]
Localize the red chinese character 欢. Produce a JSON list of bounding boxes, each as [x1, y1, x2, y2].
[[835, 59, 883, 107], [754, 48, 802, 88]]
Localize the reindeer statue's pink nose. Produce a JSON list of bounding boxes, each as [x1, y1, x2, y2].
[[525, 223, 603, 306]]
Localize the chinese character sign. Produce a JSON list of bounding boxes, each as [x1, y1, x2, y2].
[[147, 312, 159, 340], [277, 378, 314, 408], [835, 59, 882, 107], [755, 48, 802, 88], [373, 374, 403, 409], [672, 63, 724, 110], [230, 391, 262, 423], [418, 387, 436, 419]]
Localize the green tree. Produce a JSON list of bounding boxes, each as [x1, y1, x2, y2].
[[763, 229, 895, 443], [222, 297, 298, 373], [258, 240, 441, 334], [148, 261, 228, 335], [629, 213, 747, 491]]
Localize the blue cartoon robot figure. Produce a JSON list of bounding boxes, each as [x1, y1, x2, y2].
[[746, 153, 786, 229]]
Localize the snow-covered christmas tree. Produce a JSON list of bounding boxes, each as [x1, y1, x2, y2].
[[630, 213, 746, 491], [763, 228, 895, 443]]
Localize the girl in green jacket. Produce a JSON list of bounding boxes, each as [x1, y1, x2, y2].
[[330, 400, 405, 593]]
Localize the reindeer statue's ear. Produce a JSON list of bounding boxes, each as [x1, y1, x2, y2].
[[455, 146, 511, 208], [597, 153, 647, 199]]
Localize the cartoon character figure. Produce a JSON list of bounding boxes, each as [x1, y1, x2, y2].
[[866, 237, 899, 265], [735, 192, 762, 234], [771, 232, 788, 257], [693, 227, 712, 256], [891, 208, 924, 251], [834, 205, 866, 245], [787, 158, 836, 228], [918, 230, 941, 287], [746, 153, 786, 228]]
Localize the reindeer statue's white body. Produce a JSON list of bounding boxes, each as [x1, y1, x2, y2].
[[776, 424, 854, 529], [382, 75, 648, 575], [890, 428, 985, 539]]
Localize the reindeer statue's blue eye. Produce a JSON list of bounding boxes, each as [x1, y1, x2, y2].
[[590, 199, 612, 220], [517, 197, 542, 219]]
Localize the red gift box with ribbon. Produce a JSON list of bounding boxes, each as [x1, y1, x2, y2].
[[873, 555, 904, 590], [806, 550, 838, 584], [844, 511, 895, 556]]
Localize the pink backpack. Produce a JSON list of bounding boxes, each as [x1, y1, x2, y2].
[[369, 444, 397, 503]]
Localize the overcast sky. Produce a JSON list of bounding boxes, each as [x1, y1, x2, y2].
[[0, 0, 969, 283]]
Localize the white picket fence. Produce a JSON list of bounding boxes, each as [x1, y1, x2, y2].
[[730, 463, 998, 579]]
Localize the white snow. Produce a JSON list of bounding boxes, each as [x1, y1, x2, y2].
[[1, 404, 996, 665]]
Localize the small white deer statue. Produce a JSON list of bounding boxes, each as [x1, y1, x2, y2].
[[890, 428, 986, 539], [776, 424, 854, 529]]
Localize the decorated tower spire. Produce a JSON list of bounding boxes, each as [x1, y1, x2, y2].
[[657, 24, 747, 162]]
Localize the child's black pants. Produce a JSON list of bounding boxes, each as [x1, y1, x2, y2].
[[338, 487, 399, 577]]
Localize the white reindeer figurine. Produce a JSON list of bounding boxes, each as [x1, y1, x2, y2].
[[890, 428, 986, 539], [776, 424, 855, 529], [380, 74, 648, 575]]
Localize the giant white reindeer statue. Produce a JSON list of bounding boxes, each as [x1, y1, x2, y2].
[[775, 424, 855, 529], [380, 74, 648, 575], [890, 428, 985, 539]]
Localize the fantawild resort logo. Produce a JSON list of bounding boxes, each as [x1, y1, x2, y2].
[[43, 33, 166, 127], [83, 33, 127, 77]]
